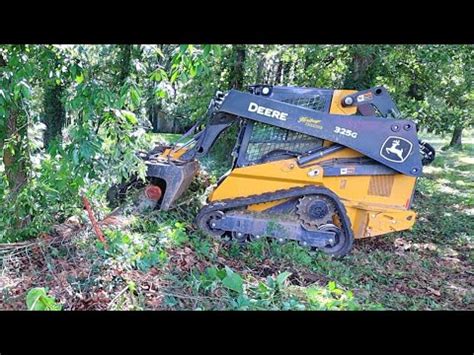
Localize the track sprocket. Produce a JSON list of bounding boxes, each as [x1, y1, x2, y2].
[[296, 195, 336, 231]]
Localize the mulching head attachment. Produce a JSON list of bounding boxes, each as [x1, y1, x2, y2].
[[146, 159, 199, 210]]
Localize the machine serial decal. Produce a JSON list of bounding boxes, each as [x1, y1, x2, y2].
[[357, 92, 373, 102], [298, 116, 323, 129], [380, 136, 413, 163], [248, 102, 288, 121], [340, 167, 355, 175], [334, 126, 358, 139]]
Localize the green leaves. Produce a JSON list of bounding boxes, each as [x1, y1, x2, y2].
[[122, 110, 138, 125], [276, 271, 292, 289], [109, 109, 138, 126], [26, 288, 62, 311], [179, 44, 190, 54], [327, 281, 337, 291], [203, 45, 211, 57], [170, 70, 179, 83], [155, 89, 168, 99], [189, 64, 197, 78], [222, 266, 244, 294], [102, 229, 165, 272], [75, 72, 84, 84], [304, 281, 370, 310], [211, 44, 222, 57], [130, 86, 141, 108], [150, 68, 168, 82], [14, 80, 31, 100], [187, 266, 370, 310]]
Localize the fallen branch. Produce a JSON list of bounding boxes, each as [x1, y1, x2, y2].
[[81, 195, 107, 247], [108, 285, 130, 309]]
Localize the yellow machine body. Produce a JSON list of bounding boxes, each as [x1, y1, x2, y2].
[[207, 90, 417, 239]]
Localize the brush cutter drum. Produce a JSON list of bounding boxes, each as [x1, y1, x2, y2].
[[146, 159, 200, 210]]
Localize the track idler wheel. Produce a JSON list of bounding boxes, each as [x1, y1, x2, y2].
[[196, 210, 226, 238], [248, 234, 262, 242], [319, 224, 353, 258], [231, 231, 250, 244]]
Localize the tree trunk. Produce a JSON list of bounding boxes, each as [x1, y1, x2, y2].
[[274, 60, 283, 85], [228, 45, 246, 90], [282, 61, 292, 85], [449, 126, 463, 147], [3, 109, 28, 195], [147, 101, 182, 133], [42, 83, 66, 149], [288, 61, 296, 85], [256, 56, 265, 83], [216, 45, 247, 165], [407, 83, 424, 101], [344, 46, 375, 90], [117, 45, 132, 87]]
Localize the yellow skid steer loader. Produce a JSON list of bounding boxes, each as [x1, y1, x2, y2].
[[113, 85, 435, 257]]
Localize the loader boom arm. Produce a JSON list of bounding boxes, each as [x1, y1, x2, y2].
[[167, 88, 422, 176], [157, 86, 423, 176], [216, 90, 422, 176]]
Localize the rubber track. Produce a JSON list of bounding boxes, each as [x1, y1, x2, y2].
[[195, 185, 354, 246]]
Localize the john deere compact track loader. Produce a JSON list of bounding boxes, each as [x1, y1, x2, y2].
[[121, 85, 435, 257]]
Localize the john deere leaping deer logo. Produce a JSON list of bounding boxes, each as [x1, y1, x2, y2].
[[386, 140, 404, 160], [380, 136, 413, 163]]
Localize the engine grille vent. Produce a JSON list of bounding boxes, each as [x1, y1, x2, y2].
[[368, 175, 394, 197]]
